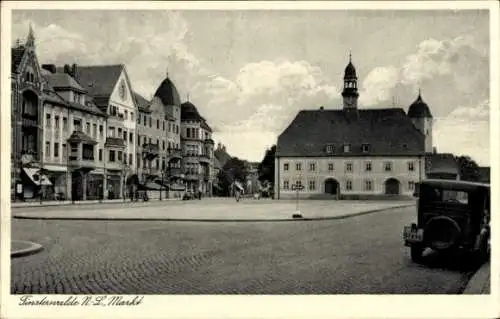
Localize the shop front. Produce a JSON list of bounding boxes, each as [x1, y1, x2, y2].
[[87, 173, 104, 200], [106, 173, 121, 199]]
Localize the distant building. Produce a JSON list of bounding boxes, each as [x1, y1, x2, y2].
[[275, 55, 428, 199], [180, 100, 216, 196], [425, 151, 459, 180]]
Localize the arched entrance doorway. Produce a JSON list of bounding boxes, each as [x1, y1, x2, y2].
[[384, 178, 400, 195], [324, 178, 340, 195]]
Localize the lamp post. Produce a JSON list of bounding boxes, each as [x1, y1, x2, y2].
[[291, 181, 304, 213]]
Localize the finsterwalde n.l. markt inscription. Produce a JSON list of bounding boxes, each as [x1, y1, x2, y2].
[[18, 295, 144, 307]]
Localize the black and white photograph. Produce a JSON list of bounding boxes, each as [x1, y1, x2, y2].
[[1, 1, 499, 319]]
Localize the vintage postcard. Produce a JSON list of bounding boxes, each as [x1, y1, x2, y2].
[[1, 1, 499, 318]]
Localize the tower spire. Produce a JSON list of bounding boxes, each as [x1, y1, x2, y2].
[[349, 50, 352, 63], [26, 22, 35, 48], [166, 68, 169, 78], [187, 92, 190, 102]]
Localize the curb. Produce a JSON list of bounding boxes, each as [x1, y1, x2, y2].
[[13, 204, 414, 223], [11, 199, 181, 209], [11, 240, 44, 258], [462, 261, 491, 294]]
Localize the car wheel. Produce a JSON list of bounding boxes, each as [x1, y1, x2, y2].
[[411, 245, 425, 263]]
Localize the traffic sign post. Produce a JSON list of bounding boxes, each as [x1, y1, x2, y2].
[[291, 182, 304, 213]]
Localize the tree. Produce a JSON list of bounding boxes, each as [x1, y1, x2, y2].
[[223, 157, 248, 183], [258, 145, 276, 184], [455, 155, 480, 181], [215, 170, 231, 197]]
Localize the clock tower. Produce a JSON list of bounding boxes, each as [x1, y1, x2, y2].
[[342, 53, 359, 110]]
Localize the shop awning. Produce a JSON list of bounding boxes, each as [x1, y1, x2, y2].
[[145, 182, 162, 190], [23, 168, 52, 186]]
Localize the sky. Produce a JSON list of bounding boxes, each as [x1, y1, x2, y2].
[[11, 9, 491, 166]]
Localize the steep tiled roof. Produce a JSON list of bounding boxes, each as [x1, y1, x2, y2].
[[214, 147, 232, 167], [425, 153, 458, 175], [154, 77, 181, 106], [11, 47, 26, 73], [277, 108, 425, 157], [72, 64, 123, 101], [68, 131, 97, 145], [181, 101, 202, 121], [44, 73, 86, 92], [133, 92, 151, 113]]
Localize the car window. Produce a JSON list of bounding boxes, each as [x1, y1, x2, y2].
[[442, 190, 469, 204]]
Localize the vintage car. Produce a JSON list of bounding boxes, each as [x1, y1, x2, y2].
[[403, 179, 490, 264]]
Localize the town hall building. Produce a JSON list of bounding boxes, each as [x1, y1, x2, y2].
[[274, 56, 434, 199]]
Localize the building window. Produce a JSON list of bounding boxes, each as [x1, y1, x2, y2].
[[346, 180, 353, 191], [99, 124, 103, 137], [62, 144, 67, 159], [156, 158, 159, 168], [168, 123, 172, 132], [82, 144, 94, 160], [45, 141, 51, 157], [186, 128, 191, 138], [117, 151, 123, 162], [123, 130, 127, 141], [409, 181, 415, 191], [99, 149, 103, 161], [309, 162, 316, 171], [124, 110, 128, 120], [45, 114, 51, 128], [149, 117, 152, 127], [162, 121, 165, 131], [384, 162, 392, 172], [157, 119, 160, 129], [109, 150, 115, 162], [92, 124, 97, 137], [296, 162, 302, 171], [408, 161, 415, 172], [362, 144, 371, 153], [295, 180, 303, 189], [343, 144, 351, 153], [118, 127, 122, 136], [54, 116, 60, 129], [129, 154, 133, 166], [364, 180, 373, 191], [86, 122, 91, 135], [162, 140, 166, 150], [308, 180, 316, 191], [54, 143, 59, 157], [63, 117, 68, 131], [143, 115, 147, 126], [129, 132, 133, 143], [365, 162, 372, 171], [326, 144, 334, 154], [345, 162, 353, 172], [328, 163, 334, 171]]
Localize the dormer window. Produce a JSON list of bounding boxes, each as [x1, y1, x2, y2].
[[362, 144, 371, 153], [326, 144, 334, 154], [343, 144, 351, 153]]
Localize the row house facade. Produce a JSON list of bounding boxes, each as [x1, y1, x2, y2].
[[11, 26, 218, 201], [180, 101, 215, 196]]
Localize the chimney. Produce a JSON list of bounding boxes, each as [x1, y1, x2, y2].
[[71, 63, 77, 79], [63, 64, 71, 75], [41, 64, 56, 74]]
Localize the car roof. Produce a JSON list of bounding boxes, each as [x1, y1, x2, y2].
[[421, 179, 490, 190]]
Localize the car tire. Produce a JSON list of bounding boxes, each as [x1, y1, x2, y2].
[[411, 245, 425, 263]]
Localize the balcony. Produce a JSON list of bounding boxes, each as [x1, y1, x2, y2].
[[142, 143, 159, 160], [181, 136, 202, 142], [168, 167, 183, 177], [204, 138, 215, 145], [109, 113, 125, 122], [105, 137, 126, 149], [167, 148, 182, 161], [184, 173, 200, 181], [198, 153, 211, 164], [69, 157, 96, 170]]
